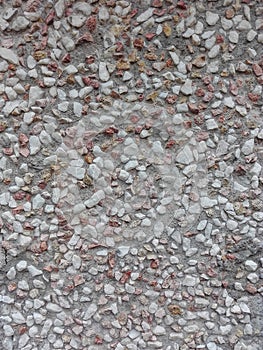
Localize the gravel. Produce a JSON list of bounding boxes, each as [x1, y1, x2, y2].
[[0, 1, 262, 350]]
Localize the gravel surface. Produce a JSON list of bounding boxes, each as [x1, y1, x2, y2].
[[0, 0, 263, 349]]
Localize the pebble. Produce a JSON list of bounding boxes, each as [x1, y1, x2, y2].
[[137, 8, 154, 23], [99, 62, 110, 82], [84, 190, 105, 208], [244, 260, 258, 272], [11, 16, 29, 31], [0, 47, 19, 65], [206, 11, 220, 26], [46, 303, 62, 313], [181, 79, 193, 95], [241, 139, 254, 155], [83, 303, 98, 320], [176, 145, 194, 164]]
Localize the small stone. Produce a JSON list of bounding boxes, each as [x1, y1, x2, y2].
[[192, 54, 207, 68], [176, 145, 194, 164], [117, 246, 130, 257], [55, 0, 65, 17], [104, 284, 115, 294], [169, 51, 179, 65], [7, 267, 16, 280], [29, 136, 41, 155], [247, 273, 259, 284], [206, 119, 218, 130], [181, 79, 193, 95], [3, 325, 14, 337], [29, 86, 44, 107], [67, 166, 85, 180], [137, 8, 154, 23], [208, 44, 220, 58], [236, 20, 252, 31], [84, 190, 105, 208], [229, 31, 239, 43], [207, 342, 217, 350], [216, 140, 229, 156], [220, 324, 232, 335], [245, 260, 258, 272], [153, 325, 166, 335], [0, 46, 19, 65], [206, 11, 219, 26], [83, 303, 97, 319], [70, 15, 86, 27], [99, 6, 109, 21], [247, 30, 257, 41], [46, 302, 62, 312], [27, 265, 42, 277], [99, 62, 110, 82], [221, 18, 233, 30], [12, 311, 26, 324], [32, 194, 45, 209], [226, 220, 238, 231], [197, 220, 207, 231], [200, 197, 217, 208], [11, 16, 29, 31], [183, 275, 199, 287], [62, 36, 75, 51], [241, 139, 254, 155], [16, 260, 28, 272], [223, 96, 235, 108]]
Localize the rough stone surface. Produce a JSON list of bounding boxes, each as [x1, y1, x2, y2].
[[0, 2, 262, 350]]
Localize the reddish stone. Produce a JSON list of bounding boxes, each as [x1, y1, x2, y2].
[[94, 336, 103, 345], [195, 87, 205, 97], [138, 94, 144, 101], [245, 283, 257, 294], [211, 109, 222, 117], [248, 93, 259, 102], [196, 132, 209, 142], [130, 9, 138, 18], [120, 271, 131, 284], [76, 33, 94, 45], [229, 81, 238, 95], [62, 53, 71, 63], [145, 33, 156, 40], [48, 62, 58, 72], [188, 103, 199, 114], [177, 0, 187, 10], [19, 133, 29, 146], [165, 139, 176, 148], [85, 55, 94, 64], [133, 38, 144, 50], [216, 34, 224, 43], [252, 63, 263, 77], [86, 15, 97, 32], [23, 222, 34, 230], [113, 42, 122, 52], [150, 259, 160, 269], [104, 126, 119, 135], [166, 94, 177, 104], [218, 115, 225, 123], [19, 147, 30, 158], [207, 84, 215, 92], [153, 9, 166, 16], [45, 10, 55, 25], [13, 191, 26, 200], [152, 0, 163, 7], [184, 120, 192, 128], [202, 92, 214, 102]]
